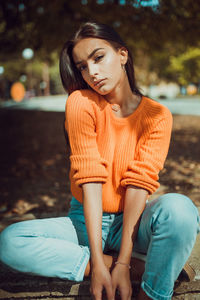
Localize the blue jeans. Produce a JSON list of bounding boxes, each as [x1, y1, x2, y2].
[[0, 193, 199, 300]]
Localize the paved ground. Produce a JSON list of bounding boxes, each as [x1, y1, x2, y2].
[[0, 94, 200, 115]]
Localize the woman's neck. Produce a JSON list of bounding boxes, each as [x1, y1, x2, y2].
[[104, 75, 141, 115]]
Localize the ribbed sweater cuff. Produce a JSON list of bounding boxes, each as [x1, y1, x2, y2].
[[75, 177, 107, 187], [121, 178, 159, 195], [70, 155, 108, 186]]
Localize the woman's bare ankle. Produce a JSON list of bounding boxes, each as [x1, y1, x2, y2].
[[103, 254, 115, 271], [84, 261, 91, 277], [84, 254, 114, 277]]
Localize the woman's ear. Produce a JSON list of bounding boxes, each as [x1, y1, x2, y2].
[[119, 47, 128, 65]]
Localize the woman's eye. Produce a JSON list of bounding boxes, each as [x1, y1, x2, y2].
[[94, 55, 104, 63], [79, 65, 87, 72]]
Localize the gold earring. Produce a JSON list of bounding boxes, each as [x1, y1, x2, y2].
[[121, 64, 126, 73]]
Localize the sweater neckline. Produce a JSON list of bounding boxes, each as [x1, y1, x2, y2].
[[105, 96, 145, 123]]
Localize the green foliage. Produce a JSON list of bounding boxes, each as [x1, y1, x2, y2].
[[169, 48, 200, 85], [0, 0, 200, 92]]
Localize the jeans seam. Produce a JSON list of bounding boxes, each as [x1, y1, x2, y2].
[[141, 280, 173, 300], [72, 246, 90, 281]]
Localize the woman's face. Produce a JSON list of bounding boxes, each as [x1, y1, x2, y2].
[[72, 38, 128, 95]]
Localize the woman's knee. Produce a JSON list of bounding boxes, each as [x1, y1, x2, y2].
[[158, 193, 199, 219], [152, 193, 199, 241]]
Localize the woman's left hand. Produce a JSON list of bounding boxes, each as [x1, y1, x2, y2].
[[111, 264, 132, 300]]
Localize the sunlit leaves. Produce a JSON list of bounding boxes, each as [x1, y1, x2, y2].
[[169, 48, 200, 85]]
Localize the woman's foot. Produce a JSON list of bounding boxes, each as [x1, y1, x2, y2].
[[178, 262, 196, 282]]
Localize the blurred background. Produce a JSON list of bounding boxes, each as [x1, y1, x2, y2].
[[0, 0, 200, 100], [0, 0, 200, 227]]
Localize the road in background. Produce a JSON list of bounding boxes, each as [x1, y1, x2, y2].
[[0, 95, 200, 115]]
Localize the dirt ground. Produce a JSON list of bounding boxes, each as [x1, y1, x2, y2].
[[0, 108, 200, 224]]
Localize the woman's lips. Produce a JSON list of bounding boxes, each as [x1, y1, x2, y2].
[[94, 79, 106, 87]]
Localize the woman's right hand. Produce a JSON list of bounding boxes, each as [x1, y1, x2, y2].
[[90, 262, 114, 300]]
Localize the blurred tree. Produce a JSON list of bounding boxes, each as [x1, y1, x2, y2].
[[1, 0, 200, 59], [0, 0, 200, 95], [168, 48, 200, 85]]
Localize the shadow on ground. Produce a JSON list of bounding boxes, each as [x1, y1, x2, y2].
[[0, 109, 71, 221]]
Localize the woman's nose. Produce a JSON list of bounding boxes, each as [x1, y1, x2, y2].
[[88, 64, 98, 77]]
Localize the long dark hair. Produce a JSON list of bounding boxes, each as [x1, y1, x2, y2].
[[60, 21, 142, 96]]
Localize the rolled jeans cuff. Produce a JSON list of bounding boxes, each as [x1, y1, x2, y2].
[[141, 280, 173, 300], [71, 246, 90, 282]]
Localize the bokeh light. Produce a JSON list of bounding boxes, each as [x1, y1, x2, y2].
[[10, 82, 25, 102], [22, 48, 34, 60], [0, 66, 4, 75]]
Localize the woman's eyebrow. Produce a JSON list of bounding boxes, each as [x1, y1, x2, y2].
[[75, 48, 104, 65]]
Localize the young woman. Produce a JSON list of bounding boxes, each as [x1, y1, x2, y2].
[[0, 22, 199, 300]]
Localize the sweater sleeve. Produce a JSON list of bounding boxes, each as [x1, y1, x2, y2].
[[121, 110, 173, 194], [65, 90, 108, 186]]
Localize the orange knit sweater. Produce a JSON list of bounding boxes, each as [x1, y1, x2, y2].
[[65, 89, 173, 213]]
